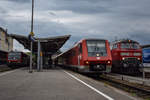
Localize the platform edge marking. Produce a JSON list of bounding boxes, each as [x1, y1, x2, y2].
[[0, 69, 18, 77], [64, 71, 114, 100]]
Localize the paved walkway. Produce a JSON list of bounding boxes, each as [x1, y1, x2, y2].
[[0, 68, 141, 100]]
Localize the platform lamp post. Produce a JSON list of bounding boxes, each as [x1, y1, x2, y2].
[[29, 0, 35, 73]]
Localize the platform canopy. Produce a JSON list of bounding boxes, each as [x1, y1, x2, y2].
[[141, 44, 150, 48], [9, 34, 70, 54]]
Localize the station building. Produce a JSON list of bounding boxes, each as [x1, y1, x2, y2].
[[0, 27, 13, 52]]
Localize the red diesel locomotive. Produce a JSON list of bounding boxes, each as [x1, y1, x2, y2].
[[111, 39, 142, 75], [55, 38, 112, 74], [7, 51, 30, 68]]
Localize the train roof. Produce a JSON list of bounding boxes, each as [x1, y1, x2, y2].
[[112, 39, 139, 44], [74, 38, 107, 46], [141, 44, 150, 49], [78, 38, 106, 43], [53, 38, 107, 59], [83, 38, 106, 41], [8, 51, 29, 56], [9, 51, 23, 53], [53, 45, 74, 60]]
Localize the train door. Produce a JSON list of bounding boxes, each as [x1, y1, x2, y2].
[[78, 43, 82, 66], [111, 43, 119, 61]]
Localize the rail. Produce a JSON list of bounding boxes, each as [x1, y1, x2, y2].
[[106, 73, 150, 86], [95, 74, 150, 99]]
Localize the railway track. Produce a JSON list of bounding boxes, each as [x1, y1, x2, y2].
[[145, 73, 150, 78], [57, 66, 150, 99], [0, 65, 11, 72], [91, 74, 150, 99], [62, 66, 150, 99]]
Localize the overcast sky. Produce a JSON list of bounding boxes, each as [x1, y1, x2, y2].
[[0, 0, 150, 51]]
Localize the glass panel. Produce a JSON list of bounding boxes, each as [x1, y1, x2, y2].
[[86, 40, 107, 57], [121, 43, 130, 49], [131, 43, 140, 49], [8, 52, 21, 60], [121, 42, 140, 49]]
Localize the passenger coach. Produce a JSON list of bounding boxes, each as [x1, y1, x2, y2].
[[55, 38, 112, 74], [7, 51, 30, 68], [111, 39, 142, 75]]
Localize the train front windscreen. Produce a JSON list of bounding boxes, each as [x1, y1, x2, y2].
[[121, 42, 140, 49], [86, 40, 107, 57], [8, 52, 21, 60]]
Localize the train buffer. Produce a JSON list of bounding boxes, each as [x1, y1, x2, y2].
[[0, 67, 141, 100]]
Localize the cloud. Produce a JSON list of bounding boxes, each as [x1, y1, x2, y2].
[[34, 0, 113, 14], [5, 0, 31, 3], [13, 39, 29, 52], [0, 0, 150, 51]]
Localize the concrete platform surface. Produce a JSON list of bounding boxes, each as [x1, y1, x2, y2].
[[0, 68, 142, 100]]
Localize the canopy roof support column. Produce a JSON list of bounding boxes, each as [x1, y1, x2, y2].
[[40, 52, 43, 70], [37, 40, 41, 71]]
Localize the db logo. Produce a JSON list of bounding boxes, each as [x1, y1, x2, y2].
[[96, 57, 100, 60]]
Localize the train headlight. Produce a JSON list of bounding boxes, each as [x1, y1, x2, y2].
[[107, 60, 111, 64], [137, 58, 141, 60], [85, 61, 89, 64], [122, 57, 125, 60], [120, 52, 129, 56], [96, 54, 100, 57], [134, 53, 141, 56]]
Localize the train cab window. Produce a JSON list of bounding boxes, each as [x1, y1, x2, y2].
[[8, 52, 21, 60], [121, 42, 140, 49], [130, 43, 140, 49], [112, 44, 118, 49], [78, 43, 82, 54], [121, 43, 130, 49], [86, 40, 107, 57]]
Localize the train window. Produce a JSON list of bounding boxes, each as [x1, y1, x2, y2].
[[86, 40, 107, 57], [112, 44, 117, 49], [121, 43, 140, 49], [121, 43, 130, 49], [72, 50, 76, 56], [8, 52, 21, 60], [79, 43, 82, 54], [131, 43, 140, 49]]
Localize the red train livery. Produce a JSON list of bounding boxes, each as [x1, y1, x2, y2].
[[111, 39, 142, 74], [55, 38, 112, 74], [7, 51, 30, 68]]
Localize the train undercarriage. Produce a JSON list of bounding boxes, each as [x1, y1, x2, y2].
[[112, 59, 142, 75]]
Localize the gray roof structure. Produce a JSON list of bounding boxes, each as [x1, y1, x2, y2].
[[9, 34, 71, 54], [141, 44, 150, 48]]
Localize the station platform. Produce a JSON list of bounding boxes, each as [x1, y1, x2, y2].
[[0, 67, 141, 100], [0, 64, 11, 72]]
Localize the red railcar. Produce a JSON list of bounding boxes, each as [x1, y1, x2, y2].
[[111, 39, 142, 75], [55, 38, 112, 74], [7, 51, 30, 68]]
